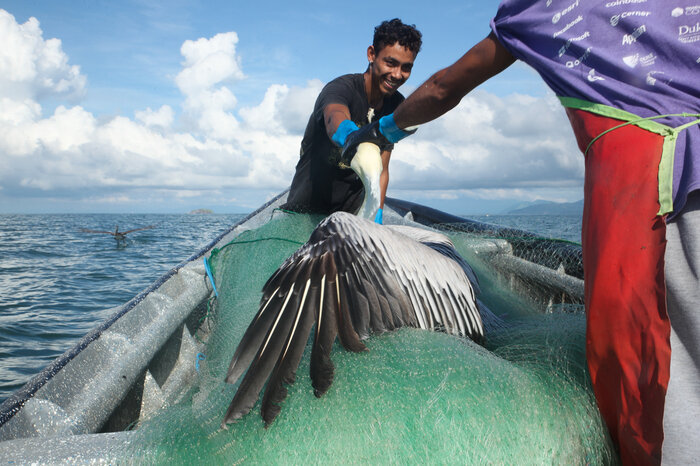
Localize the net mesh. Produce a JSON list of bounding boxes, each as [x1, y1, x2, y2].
[[123, 211, 616, 464]]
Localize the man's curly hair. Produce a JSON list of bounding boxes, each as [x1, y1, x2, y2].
[[373, 18, 422, 55]]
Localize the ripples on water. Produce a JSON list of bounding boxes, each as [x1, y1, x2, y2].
[[0, 213, 244, 404], [0, 212, 580, 405], [470, 214, 582, 243]]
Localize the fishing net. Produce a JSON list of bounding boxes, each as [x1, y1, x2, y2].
[[446, 220, 584, 315], [122, 210, 616, 464]]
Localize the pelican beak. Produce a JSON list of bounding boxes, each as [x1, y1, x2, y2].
[[350, 143, 383, 219]]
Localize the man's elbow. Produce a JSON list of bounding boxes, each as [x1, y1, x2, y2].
[[428, 71, 464, 111], [430, 34, 515, 107]]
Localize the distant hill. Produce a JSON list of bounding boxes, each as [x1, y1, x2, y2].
[[506, 199, 583, 215], [188, 208, 214, 214]]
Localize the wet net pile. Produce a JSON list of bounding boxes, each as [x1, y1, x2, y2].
[[124, 210, 615, 464]]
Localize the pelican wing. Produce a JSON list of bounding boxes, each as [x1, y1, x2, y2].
[[222, 211, 484, 426], [386, 224, 481, 295]]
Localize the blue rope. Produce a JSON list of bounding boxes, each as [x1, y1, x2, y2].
[[203, 256, 219, 297], [195, 353, 206, 372]]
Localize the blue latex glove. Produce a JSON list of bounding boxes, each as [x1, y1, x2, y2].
[[340, 113, 416, 165], [374, 208, 383, 224], [378, 114, 414, 143], [331, 120, 359, 147]]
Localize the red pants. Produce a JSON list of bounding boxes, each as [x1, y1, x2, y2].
[[566, 109, 672, 465]]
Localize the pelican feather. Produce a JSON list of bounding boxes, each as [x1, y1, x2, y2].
[[222, 211, 499, 427]]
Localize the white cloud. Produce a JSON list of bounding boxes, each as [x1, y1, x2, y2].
[[0, 8, 583, 213], [135, 105, 174, 128], [0, 10, 85, 101], [0, 12, 308, 201], [177, 32, 245, 91], [175, 31, 245, 139], [389, 90, 583, 192], [276, 80, 324, 133], [34, 105, 97, 153]]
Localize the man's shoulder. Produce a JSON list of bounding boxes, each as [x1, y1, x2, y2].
[[324, 73, 363, 90], [317, 73, 364, 104]]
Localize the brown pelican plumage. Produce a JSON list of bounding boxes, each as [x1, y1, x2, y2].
[[222, 143, 498, 427], [80, 225, 155, 244]]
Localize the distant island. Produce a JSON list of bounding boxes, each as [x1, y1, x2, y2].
[[188, 209, 214, 215], [505, 199, 583, 215]]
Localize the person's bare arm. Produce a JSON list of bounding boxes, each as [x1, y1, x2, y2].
[[394, 32, 516, 129], [379, 149, 391, 208], [323, 103, 352, 140]]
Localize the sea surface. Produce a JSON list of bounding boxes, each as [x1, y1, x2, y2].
[[0, 212, 581, 405], [469, 214, 582, 243], [0, 213, 244, 405]]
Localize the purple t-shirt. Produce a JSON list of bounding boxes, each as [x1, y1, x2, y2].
[[491, 0, 700, 216]]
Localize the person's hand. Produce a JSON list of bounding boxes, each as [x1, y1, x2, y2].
[[340, 114, 416, 166], [339, 120, 387, 166]]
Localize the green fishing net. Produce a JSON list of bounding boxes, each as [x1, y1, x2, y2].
[[123, 211, 616, 464]]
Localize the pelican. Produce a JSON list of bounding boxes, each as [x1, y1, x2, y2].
[[80, 225, 155, 244], [222, 143, 499, 427]]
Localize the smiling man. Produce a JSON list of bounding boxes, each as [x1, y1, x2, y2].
[[282, 18, 421, 218]]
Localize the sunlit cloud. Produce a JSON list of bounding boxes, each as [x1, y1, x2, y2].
[[0, 10, 85, 101], [135, 105, 174, 129], [0, 8, 582, 213]]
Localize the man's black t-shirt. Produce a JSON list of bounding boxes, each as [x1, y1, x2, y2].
[[283, 73, 404, 214]]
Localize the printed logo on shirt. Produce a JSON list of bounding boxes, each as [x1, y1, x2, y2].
[[623, 54, 639, 67], [587, 69, 605, 82], [546, 0, 553, 7], [552, 0, 580, 24], [671, 6, 700, 17], [605, 0, 647, 7], [646, 71, 672, 86], [639, 53, 657, 66], [679, 22, 700, 43], [610, 11, 651, 26], [622, 52, 656, 68], [553, 15, 583, 38], [557, 31, 590, 57], [566, 47, 591, 68], [622, 25, 646, 44]]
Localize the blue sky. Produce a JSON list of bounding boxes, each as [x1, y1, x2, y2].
[[0, 1, 583, 214]]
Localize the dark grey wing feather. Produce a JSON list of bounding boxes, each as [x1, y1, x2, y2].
[[309, 253, 340, 397], [334, 271, 369, 351], [223, 263, 309, 423], [260, 260, 321, 424], [225, 263, 299, 385], [223, 211, 486, 427]]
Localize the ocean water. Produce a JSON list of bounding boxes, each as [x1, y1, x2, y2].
[[0, 213, 244, 404], [0, 212, 580, 405], [469, 214, 582, 244]]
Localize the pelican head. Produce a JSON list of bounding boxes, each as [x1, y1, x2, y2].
[[350, 142, 383, 220]]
